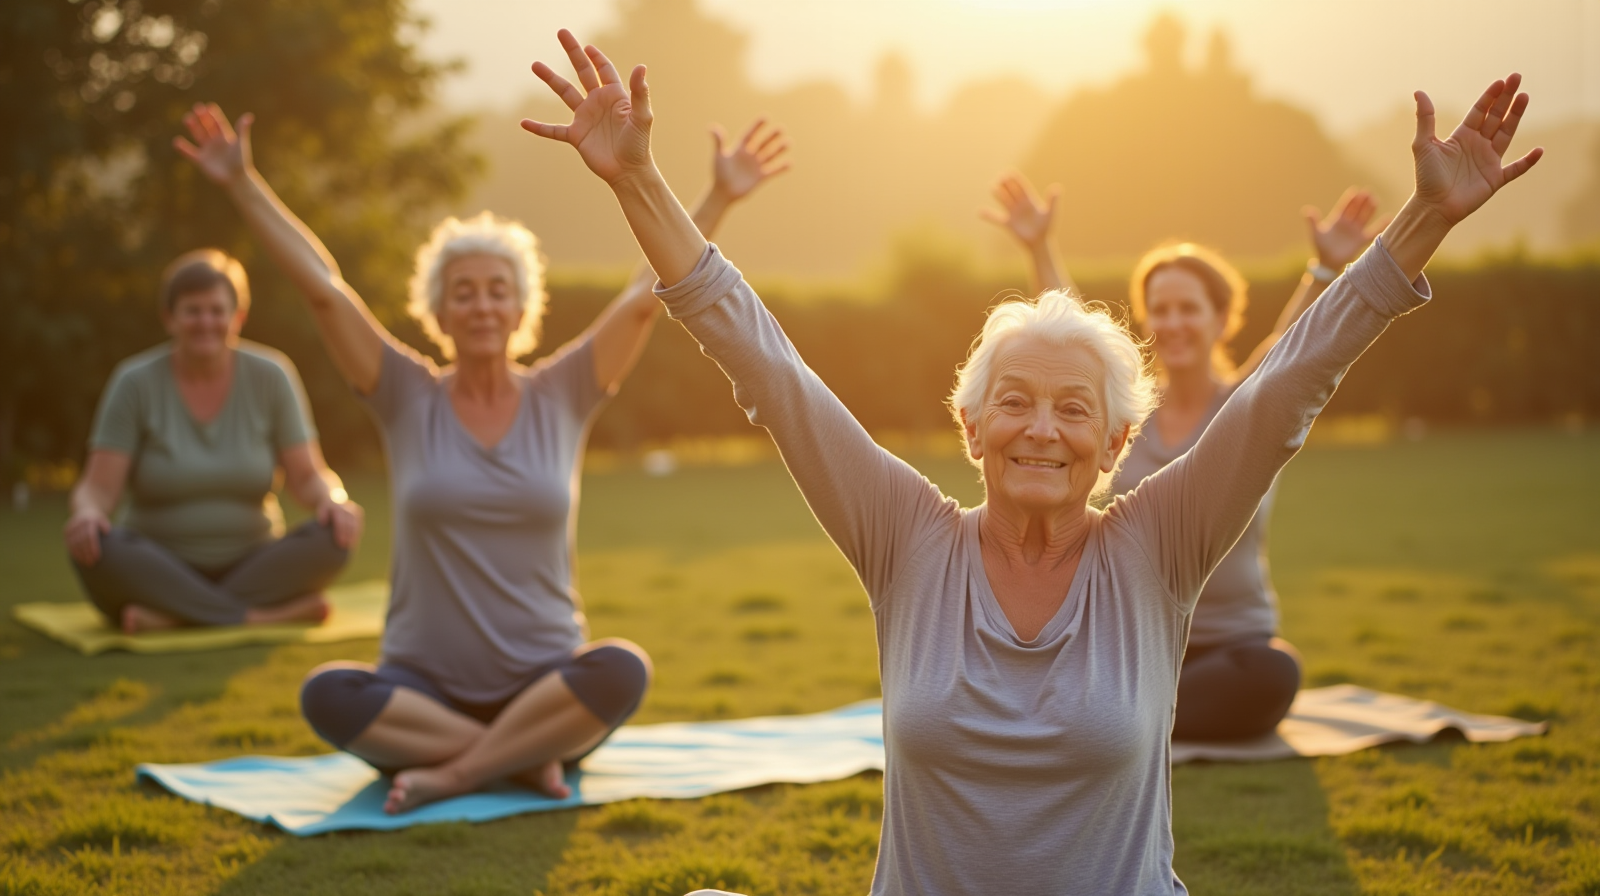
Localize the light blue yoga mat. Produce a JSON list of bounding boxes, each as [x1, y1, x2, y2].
[[136, 700, 886, 835], [135, 687, 1544, 836]]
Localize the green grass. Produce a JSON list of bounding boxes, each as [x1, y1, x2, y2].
[[2, 428, 1597, 894]]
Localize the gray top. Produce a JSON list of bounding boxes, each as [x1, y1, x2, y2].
[[361, 339, 610, 704], [657, 239, 1428, 895], [89, 341, 314, 569], [1110, 385, 1279, 648]]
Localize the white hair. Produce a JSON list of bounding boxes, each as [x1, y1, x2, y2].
[[407, 211, 546, 359], [949, 289, 1158, 498]]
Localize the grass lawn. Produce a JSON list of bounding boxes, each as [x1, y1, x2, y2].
[[2, 427, 1598, 895]]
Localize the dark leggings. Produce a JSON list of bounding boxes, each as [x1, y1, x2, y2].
[[71, 521, 349, 626], [1173, 637, 1302, 741], [299, 643, 651, 770]]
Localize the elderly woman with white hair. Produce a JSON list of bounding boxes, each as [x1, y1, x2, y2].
[[523, 30, 1540, 893], [173, 96, 789, 813]]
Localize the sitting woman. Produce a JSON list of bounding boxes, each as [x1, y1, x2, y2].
[[984, 173, 1386, 739], [64, 248, 361, 633], [170, 89, 789, 813], [523, 33, 1538, 892]]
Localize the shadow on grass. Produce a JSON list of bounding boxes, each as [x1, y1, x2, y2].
[[1173, 758, 1359, 896], [214, 812, 579, 896]]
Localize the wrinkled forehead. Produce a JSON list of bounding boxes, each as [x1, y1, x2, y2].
[[988, 334, 1105, 399], [443, 252, 518, 288]]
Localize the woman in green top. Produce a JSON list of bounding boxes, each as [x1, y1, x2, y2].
[[64, 249, 363, 633]]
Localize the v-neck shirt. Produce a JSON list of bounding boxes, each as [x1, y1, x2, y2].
[[88, 341, 314, 569], [656, 239, 1429, 894], [1111, 384, 1281, 648], [359, 339, 610, 705]]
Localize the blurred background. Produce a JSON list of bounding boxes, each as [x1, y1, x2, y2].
[[4, 0, 1598, 488]]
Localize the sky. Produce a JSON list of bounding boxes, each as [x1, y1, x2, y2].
[[412, 0, 1600, 134]]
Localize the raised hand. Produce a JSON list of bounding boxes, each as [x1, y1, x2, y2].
[[710, 119, 790, 202], [1304, 188, 1384, 270], [521, 30, 653, 186], [173, 103, 253, 185], [981, 173, 1059, 249], [1412, 73, 1542, 225]]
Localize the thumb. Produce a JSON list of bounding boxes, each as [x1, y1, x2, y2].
[[1412, 90, 1436, 149], [629, 64, 652, 127], [709, 124, 726, 156], [1302, 206, 1321, 235], [1045, 185, 1061, 217], [237, 112, 254, 144]]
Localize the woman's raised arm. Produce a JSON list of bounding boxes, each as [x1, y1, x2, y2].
[[521, 32, 953, 599], [981, 172, 1075, 294], [1120, 74, 1542, 604], [584, 117, 791, 391], [174, 104, 387, 394], [1234, 187, 1385, 380]]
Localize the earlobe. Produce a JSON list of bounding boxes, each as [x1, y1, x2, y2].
[[1100, 425, 1131, 473], [960, 409, 983, 460]]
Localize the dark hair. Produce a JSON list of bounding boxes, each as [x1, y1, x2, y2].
[[1128, 242, 1248, 375], [160, 249, 250, 314]]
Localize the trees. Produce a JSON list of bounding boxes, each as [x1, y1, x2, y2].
[[1022, 13, 1372, 258], [1, 0, 479, 484]]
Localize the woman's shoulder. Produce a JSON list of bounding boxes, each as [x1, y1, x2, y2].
[[104, 343, 174, 393], [233, 340, 298, 377]]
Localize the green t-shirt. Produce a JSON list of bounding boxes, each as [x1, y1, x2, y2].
[[89, 340, 316, 569]]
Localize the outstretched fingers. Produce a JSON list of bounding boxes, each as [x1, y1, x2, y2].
[[1461, 78, 1505, 134], [1502, 146, 1544, 184], [584, 44, 622, 87], [1479, 72, 1521, 140], [738, 117, 768, 149], [1492, 92, 1531, 156], [533, 61, 585, 111], [1413, 90, 1437, 148], [628, 64, 651, 125], [558, 28, 600, 91], [519, 117, 569, 142]]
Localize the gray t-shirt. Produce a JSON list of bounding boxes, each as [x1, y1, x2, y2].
[[89, 341, 314, 569], [657, 239, 1427, 895], [361, 339, 610, 705], [1111, 386, 1279, 648]]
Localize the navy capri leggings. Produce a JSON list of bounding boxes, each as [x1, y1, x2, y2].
[[300, 644, 650, 762]]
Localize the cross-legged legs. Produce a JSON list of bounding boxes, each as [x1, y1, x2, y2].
[[1172, 636, 1301, 741], [299, 638, 651, 813], [72, 521, 347, 631]]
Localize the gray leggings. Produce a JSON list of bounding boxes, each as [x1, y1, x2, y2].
[[71, 521, 349, 626]]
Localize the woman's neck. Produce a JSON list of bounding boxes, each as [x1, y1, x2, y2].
[[449, 353, 518, 400], [170, 345, 232, 381], [978, 499, 1092, 570], [1159, 360, 1221, 410]]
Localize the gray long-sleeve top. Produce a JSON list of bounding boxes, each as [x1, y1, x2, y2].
[[656, 239, 1428, 895]]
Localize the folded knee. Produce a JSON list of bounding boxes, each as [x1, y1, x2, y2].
[[563, 642, 652, 726], [299, 666, 391, 749]]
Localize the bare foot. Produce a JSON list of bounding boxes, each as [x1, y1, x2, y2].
[[244, 592, 330, 626], [121, 604, 181, 634], [513, 759, 572, 800], [384, 765, 467, 814]]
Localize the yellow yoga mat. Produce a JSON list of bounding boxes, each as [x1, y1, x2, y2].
[[11, 580, 388, 655]]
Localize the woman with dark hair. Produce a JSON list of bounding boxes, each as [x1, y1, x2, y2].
[[987, 175, 1386, 739], [64, 248, 361, 633]]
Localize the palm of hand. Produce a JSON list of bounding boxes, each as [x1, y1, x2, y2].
[[193, 138, 243, 184], [566, 83, 651, 184], [1316, 216, 1371, 268], [1007, 205, 1051, 245], [1415, 125, 1507, 225], [715, 150, 766, 200]]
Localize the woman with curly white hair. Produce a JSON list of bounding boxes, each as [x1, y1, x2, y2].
[[174, 100, 789, 813], [523, 27, 1540, 892]]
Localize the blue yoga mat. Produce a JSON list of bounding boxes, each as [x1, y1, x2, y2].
[[136, 700, 886, 835]]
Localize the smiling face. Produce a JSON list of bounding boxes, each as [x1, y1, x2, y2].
[[436, 253, 524, 361], [1143, 266, 1226, 376], [963, 334, 1128, 516], [162, 283, 244, 361]]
